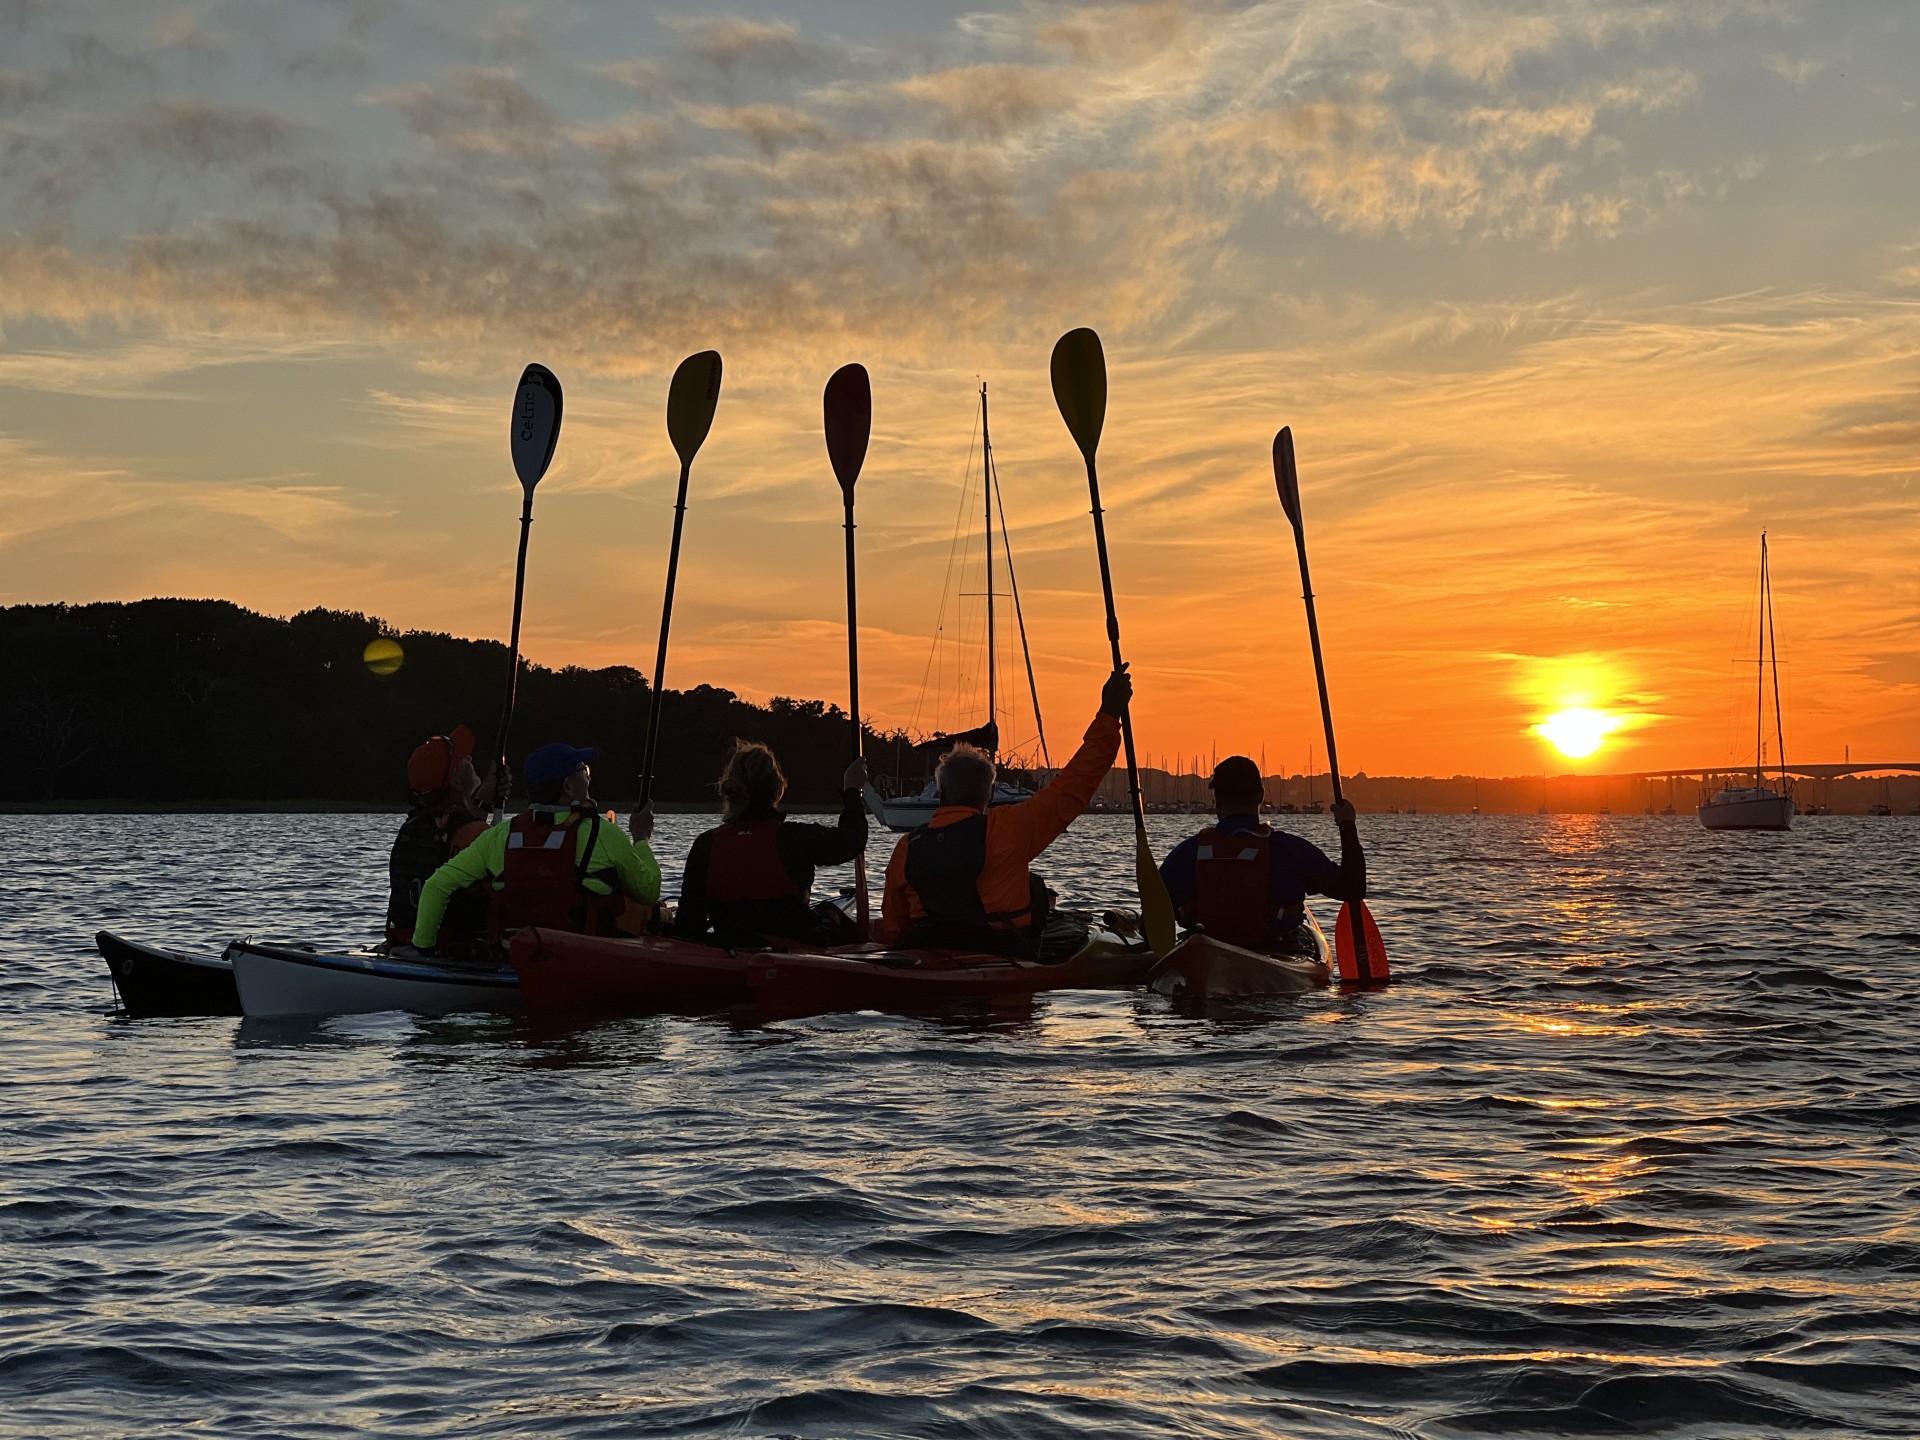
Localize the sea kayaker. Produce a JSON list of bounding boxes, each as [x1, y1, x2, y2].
[[409, 741, 661, 953], [876, 665, 1132, 956], [1158, 754, 1365, 953], [384, 725, 503, 948], [675, 741, 869, 947]]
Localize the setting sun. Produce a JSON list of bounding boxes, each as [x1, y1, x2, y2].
[[1533, 708, 1622, 759]]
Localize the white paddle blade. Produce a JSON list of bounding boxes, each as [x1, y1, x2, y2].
[[511, 363, 564, 492]]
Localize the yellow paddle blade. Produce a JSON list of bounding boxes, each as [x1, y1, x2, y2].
[[1133, 818, 1177, 959]]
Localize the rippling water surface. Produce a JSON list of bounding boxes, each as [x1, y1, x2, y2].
[[6, 812, 1918, 1437]]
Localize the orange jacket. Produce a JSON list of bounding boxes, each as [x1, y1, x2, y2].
[[877, 710, 1122, 943]]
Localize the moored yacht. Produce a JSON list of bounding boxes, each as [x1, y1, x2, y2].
[[1701, 533, 1795, 832]]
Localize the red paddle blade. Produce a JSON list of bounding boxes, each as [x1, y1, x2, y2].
[[1334, 900, 1388, 984], [824, 363, 871, 497], [1272, 426, 1301, 530]]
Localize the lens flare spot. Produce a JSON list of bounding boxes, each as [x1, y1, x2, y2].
[[363, 637, 405, 676], [1533, 708, 1619, 759]]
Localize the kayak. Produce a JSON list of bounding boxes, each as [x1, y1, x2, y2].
[[95, 931, 241, 1018], [745, 923, 1153, 1017], [1145, 919, 1332, 1000], [230, 941, 518, 1018], [511, 919, 1154, 1017], [509, 927, 787, 1011]]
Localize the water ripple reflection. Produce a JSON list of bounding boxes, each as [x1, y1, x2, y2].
[[3, 812, 1917, 1436]]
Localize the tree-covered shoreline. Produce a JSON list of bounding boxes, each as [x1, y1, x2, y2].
[[2, 599, 886, 806]]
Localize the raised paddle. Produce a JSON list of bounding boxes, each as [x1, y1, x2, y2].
[[1050, 327, 1177, 960], [637, 349, 724, 810], [825, 362, 873, 939], [1274, 426, 1388, 984], [491, 362, 564, 820]]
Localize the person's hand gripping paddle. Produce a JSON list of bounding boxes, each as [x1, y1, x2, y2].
[[637, 351, 724, 821], [1274, 427, 1388, 984], [1050, 328, 1177, 960], [491, 362, 563, 821], [825, 363, 873, 940]]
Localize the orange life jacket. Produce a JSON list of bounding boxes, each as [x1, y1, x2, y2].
[[488, 810, 623, 940], [1191, 824, 1280, 950]]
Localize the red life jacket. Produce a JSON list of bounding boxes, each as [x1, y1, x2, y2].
[[488, 809, 623, 940], [707, 821, 802, 903], [1191, 824, 1279, 950]]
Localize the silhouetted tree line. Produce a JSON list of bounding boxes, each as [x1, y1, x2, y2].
[[0, 599, 892, 805]]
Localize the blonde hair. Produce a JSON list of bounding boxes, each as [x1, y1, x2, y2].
[[936, 744, 996, 811], [717, 739, 787, 820]]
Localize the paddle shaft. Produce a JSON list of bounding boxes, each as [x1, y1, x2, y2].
[[1288, 521, 1344, 803], [1081, 456, 1148, 821], [637, 459, 693, 810], [842, 495, 870, 935], [491, 490, 536, 782]]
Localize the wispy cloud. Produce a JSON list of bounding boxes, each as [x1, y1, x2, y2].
[[0, 0, 1913, 771]]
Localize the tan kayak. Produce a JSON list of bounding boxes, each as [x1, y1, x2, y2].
[[1145, 921, 1331, 999]]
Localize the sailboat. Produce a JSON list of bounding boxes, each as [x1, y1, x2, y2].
[[1301, 741, 1324, 815], [1700, 533, 1795, 832], [866, 383, 1050, 833]]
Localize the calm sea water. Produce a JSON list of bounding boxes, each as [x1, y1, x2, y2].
[[4, 812, 1917, 1438]]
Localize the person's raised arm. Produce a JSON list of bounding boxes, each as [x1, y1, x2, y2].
[[997, 666, 1130, 862]]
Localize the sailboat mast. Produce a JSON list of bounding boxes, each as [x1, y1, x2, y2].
[[980, 382, 997, 746], [1765, 531, 1787, 787], [1754, 533, 1765, 788], [991, 443, 1052, 767]]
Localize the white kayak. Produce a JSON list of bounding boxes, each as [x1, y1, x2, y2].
[[229, 941, 519, 1018]]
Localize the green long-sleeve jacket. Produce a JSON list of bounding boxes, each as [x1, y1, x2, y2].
[[412, 807, 661, 947]]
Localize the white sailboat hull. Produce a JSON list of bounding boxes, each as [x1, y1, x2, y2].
[[865, 779, 1037, 833], [1698, 787, 1795, 832]]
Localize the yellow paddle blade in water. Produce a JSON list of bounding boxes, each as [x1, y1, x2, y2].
[[1133, 818, 1177, 959]]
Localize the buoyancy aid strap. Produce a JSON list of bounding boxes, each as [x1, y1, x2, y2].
[[575, 813, 602, 888]]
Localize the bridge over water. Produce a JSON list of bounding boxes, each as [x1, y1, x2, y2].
[[1617, 763, 1920, 781]]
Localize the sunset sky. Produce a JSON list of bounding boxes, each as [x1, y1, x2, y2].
[[1, 1, 1915, 777]]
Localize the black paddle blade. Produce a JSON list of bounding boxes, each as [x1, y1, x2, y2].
[[511, 363, 563, 492], [1273, 426, 1302, 530], [1050, 327, 1106, 462], [667, 350, 723, 466], [824, 363, 871, 496]]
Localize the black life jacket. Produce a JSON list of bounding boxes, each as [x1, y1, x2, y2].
[[488, 809, 623, 940], [387, 807, 486, 944], [901, 813, 1047, 955]]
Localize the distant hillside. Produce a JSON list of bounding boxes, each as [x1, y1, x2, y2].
[[0, 600, 885, 805]]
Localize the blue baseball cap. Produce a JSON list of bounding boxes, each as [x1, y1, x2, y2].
[[524, 742, 596, 785]]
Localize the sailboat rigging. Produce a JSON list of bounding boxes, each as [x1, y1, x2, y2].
[[1700, 532, 1795, 831], [867, 383, 1052, 832]]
